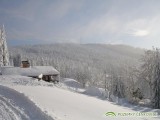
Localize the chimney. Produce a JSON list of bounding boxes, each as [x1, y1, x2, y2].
[[21, 60, 30, 68]]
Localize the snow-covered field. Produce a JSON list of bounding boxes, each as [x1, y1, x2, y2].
[[0, 75, 160, 120]]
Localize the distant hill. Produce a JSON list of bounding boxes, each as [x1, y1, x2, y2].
[[9, 43, 144, 86]]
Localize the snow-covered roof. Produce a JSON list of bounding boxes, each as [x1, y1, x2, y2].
[[0, 66, 59, 76]]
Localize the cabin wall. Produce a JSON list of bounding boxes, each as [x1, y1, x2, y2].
[[42, 75, 59, 82]]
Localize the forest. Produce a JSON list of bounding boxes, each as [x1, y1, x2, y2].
[[9, 43, 160, 108]]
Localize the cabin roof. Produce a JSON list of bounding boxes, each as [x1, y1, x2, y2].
[[0, 66, 59, 76], [22, 61, 29, 63]]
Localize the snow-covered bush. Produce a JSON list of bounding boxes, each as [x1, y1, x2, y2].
[[83, 86, 103, 97]]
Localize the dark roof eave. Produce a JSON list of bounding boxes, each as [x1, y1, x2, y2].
[[28, 74, 59, 77]]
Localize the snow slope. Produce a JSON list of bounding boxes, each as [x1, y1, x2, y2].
[[12, 85, 160, 120], [0, 85, 53, 120], [0, 76, 160, 120]]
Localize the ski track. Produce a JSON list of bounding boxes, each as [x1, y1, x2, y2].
[[0, 85, 54, 120]]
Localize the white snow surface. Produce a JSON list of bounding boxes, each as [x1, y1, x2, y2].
[[62, 78, 83, 89], [0, 66, 59, 76], [0, 76, 160, 120], [0, 85, 53, 120], [83, 86, 104, 97]]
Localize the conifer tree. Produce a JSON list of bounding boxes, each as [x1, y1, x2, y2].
[[0, 25, 10, 66]]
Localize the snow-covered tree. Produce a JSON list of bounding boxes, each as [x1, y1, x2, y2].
[[151, 49, 160, 108], [0, 28, 3, 66], [0, 25, 10, 66], [140, 48, 160, 108], [13, 54, 21, 67]]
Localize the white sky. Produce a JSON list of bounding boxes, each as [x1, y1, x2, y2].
[[0, 0, 160, 49]]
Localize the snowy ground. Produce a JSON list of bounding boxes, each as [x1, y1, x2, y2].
[[0, 75, 160, 120], [0, 85, 53, 120]]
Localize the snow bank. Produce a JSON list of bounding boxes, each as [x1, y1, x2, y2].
[[62, 78, 83, 89], [139, 99, 151, 106], [0, 85, 53, 120], [83, 86, 103, 97], [83, 87, 128, 105]]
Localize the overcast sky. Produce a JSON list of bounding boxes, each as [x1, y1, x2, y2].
[[0, 0, 160, 48]]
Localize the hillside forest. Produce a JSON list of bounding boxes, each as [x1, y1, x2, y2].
[[9, 44, 160, 109]]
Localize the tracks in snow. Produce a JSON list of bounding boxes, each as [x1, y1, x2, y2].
[[0, 95, 28, 120], [0, 85, 54, 120]]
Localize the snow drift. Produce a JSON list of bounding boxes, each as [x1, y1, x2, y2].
[[62, 78, 83, 89]]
